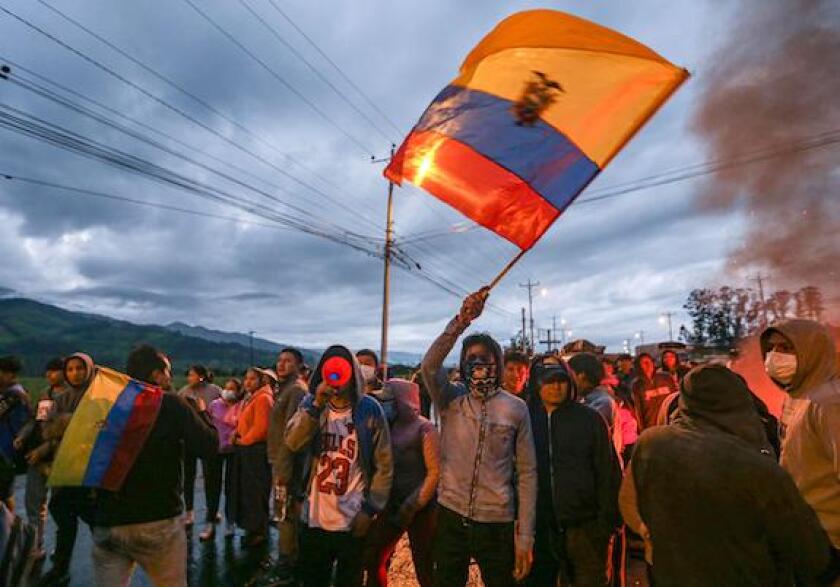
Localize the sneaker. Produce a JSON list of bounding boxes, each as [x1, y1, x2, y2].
[[184, 510, 194, 527], [199, 523, 215, 542], [255, 560, 296, 586]]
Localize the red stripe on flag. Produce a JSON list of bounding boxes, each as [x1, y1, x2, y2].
[[386, 130, 559, 249], [99, 383, 163, 492]]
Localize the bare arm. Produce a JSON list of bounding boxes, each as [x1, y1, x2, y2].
[[619, 461, 653, 564], [407, 422, 440, 510]]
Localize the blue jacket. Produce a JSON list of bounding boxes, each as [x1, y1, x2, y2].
[[285, 346, 393, 518], [0, 384, 30, 466]]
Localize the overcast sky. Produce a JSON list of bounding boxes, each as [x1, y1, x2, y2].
[[0, 0, 764, 355]]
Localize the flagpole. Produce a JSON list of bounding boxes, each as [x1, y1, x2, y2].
[[487, 248, 528, 291], [379, 145, 396, 381]]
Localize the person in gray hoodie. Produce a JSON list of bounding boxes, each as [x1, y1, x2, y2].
[[285, 345, 393, 587], [761, 319, 840, 549], [42, 352, 96, 585], [421, 288, 537, 587]]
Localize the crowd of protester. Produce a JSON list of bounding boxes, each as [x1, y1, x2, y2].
[[0, 288, 838, 586]]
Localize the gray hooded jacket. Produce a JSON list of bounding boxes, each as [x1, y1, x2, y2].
[[421, 317, 537, 551]]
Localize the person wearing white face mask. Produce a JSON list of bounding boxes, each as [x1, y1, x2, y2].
[[356, 349, 383, 393], [761, 320, 840, 549], [201, 378, 245, 541]]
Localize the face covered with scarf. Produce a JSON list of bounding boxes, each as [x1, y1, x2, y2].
[[464, 343, 499, 397]]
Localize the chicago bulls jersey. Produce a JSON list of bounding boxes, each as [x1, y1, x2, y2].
[[305, 405, 364, 531]]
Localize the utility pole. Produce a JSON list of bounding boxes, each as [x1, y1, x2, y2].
[[660, 312, 675, 341], [521, 308, 527, 353], [634, 330, 645, 348], [248, 330, 255, 366], [519, 279, 540, 356], [751, 273, 770, 326], [378, 145, 396, 381], [539, 327, 561, 353]]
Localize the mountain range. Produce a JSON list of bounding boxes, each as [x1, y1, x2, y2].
[[0, 297, 420, 375]]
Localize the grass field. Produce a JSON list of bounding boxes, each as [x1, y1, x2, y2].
[[17, 375, 190, 400]]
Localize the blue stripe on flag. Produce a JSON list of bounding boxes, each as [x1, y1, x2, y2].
[[414, 85, 599, 211], [82, 380, 144, 486]]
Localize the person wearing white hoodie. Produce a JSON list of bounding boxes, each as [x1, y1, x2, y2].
[[761, 319, 840, 548]]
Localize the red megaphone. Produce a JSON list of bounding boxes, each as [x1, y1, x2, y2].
[[321, 356, 352, 388]]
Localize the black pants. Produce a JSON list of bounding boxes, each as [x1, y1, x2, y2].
[[434, 505, 515, 587], [183, 453, 198, 512], [203, 453, 229, 523], [184, 453, 224, 522], [48, 487, 93, 568], [527, 519, 610, 586], [299, 525, 364, 587]]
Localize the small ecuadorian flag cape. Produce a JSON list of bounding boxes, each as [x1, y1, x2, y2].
[[386, 10, 688, 250], [49, 367, 163, 491]]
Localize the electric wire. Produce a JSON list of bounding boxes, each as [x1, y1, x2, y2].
[[0, 173, 297, 232], [33, 0, 382, 226], [181, 0, 375, 156], [265, 0, 402, 136], [2, 70, 383, 243], [236, 0, 394, 143], [0, 103, 381, 254], [0, 4, 383, 232]]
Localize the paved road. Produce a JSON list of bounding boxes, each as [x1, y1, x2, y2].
[[17, 477, 278, 587], [16, 477, 650, 587]]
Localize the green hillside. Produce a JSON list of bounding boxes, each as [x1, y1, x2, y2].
[[0, 298, 279, 376]]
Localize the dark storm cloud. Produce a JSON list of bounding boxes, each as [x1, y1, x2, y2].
[[0, 0, 750, 352]]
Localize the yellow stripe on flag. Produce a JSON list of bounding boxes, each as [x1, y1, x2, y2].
[[450, 10, 688, 167], [48, 367, 130, 487]]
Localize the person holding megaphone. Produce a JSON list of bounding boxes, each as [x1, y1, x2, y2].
[[285, 345, 393, 587]]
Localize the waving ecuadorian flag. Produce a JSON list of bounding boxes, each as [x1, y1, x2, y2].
[[385, 10, 688, 250], [49, 367, 163, 491]]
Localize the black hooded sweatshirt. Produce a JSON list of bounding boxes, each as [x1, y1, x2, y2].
[[527, 357, 621, 532], [629, 365, 833, 587]]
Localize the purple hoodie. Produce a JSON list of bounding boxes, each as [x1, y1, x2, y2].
[[208, 398, 240, 453]]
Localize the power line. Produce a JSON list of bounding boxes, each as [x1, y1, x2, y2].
[[235, 0, 394, 143], [1, 173, 298, 232], [0, 103, 381, 253], [2, 69, 380, 242], [576, 129, 840, 205], [0, 172, 499, 312], [0, 4, 383, 232], [33, 0, 382, 221], [181, 0, 375, 156], [265, 0, 402, 136], [1, 58, 352, 227]]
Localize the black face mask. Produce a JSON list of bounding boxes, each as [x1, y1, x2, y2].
[[466, 358, 498, 397]]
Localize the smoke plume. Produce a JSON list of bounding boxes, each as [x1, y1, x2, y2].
[[692, 0, 840, 317]]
